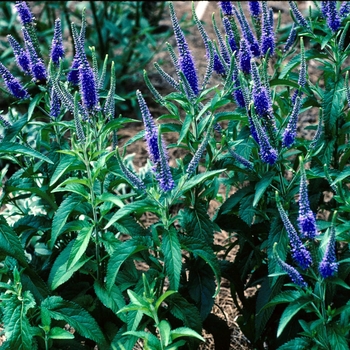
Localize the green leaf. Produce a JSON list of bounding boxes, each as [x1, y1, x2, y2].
[[94, 281, 126, 322], [52, 182, 90, 199], [277, 337, 311, 350], [180, 169, 225, 193], [323, 75, 345, 133], [49, 327, 75, 339], [66, 225, 93, 270], [178, 113, 193, 145], [104, 199, 159, 229], [170, 327, 205, 342], [106, 237, 151, 291], [162, 228, 182, 291], [167, 294, 202, 334], [42, 296, 107, 347], [253, 172, 275, 207], [0, 142, 53, 164], [49, 193, 84, 249], [330, 166, 350, 186], [48, 239, 92, 290], [180, 236, 221, 297], [2, 291, 35, 350], [122, 331, 161, 350], [239, 194, 256, 226], [0, 216, 28, 267], [188, 260, 215, 320], [218, 185, 254, 215], [155, 291, 178, 312], [50, 155, 84, 186], [179, 202, 216, 245], [279, 49, 328, 79], [262, 290, 304, 310], [277, 298, 312, 337], [327, 327, 350, 350], [159, 320, 171, 347]]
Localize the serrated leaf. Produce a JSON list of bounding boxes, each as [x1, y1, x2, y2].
[[262, 290, 303, 310], [180, 169, 225, 193], [179, 236, 221, 297], [327, 327, 350, 350], [170, 327, 205, 342], [48, 240, 92, 290], [159, 320, 171, 347], [0, 216, 28, 267], [104, 199, 159, 229], [179, 203, 215, 245], [188, 261, 215, 320], [239, 194, 256, 226], [94, 281, 126, 322], [277, 298, 312, 337], [323, 75, 345, 133], [162, 228, 182, 291], [277, 337, 311, 350], [167, 294, 202, 333], [106, 237, 151, 291], [218, 185, 254, 215], [122, 331, 161, 349], [49, 194, 84, 249], [253, 172, 275, 207], [330, 166, 350, 186], [66, 225, 93, 270], [42, 296, 107, 347], [50, 155, 84, 186], [178, 113, 193, 145], [49, 327, 75, 339], [2, 292, 35, 350], [0, 142, 53, 163], [52, 182, 90, 199]]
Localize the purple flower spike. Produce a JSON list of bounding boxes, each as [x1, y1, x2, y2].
[[275, 253, 308, 288], [71, 23, 99, 112], [0, 62, 29, 100], [213, 53, 226, 75], [261, 2, 275, 56], [251, 111, 278, 165], [251, 61, 273, 118], [276, 199, 313, 270], [22, 28, 47, 84], [67, 56, 80, 86], [15, 1, 34, 25], [326, 1, 341, 32], [156, 140, 175, 192], [288, 1, 310, 28], [50, 87, 61, 119], [222, 17, 238, 53], [136, 90, 161, 165], [248, 2, 261, 18], [51, 19, 65, 66], [340, 2, 350, 19], [320, 1, 329, 18], [239, 39, 252, 74], [219, 1, 234, 16], [319, 223, 338, 279], [284, 23, 297, 53], [298, 165, 318, 239], [187, 132, 210, 175], [169, 2, 199, 96], [233, 3, 261, 57], [282, 96, 302, 148], [7, 35, 31, 75]]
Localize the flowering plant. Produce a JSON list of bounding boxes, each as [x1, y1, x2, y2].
[[1, 1, 350, 349]]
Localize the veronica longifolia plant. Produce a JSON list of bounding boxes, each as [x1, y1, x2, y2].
[[1, 1, 350, 350]]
